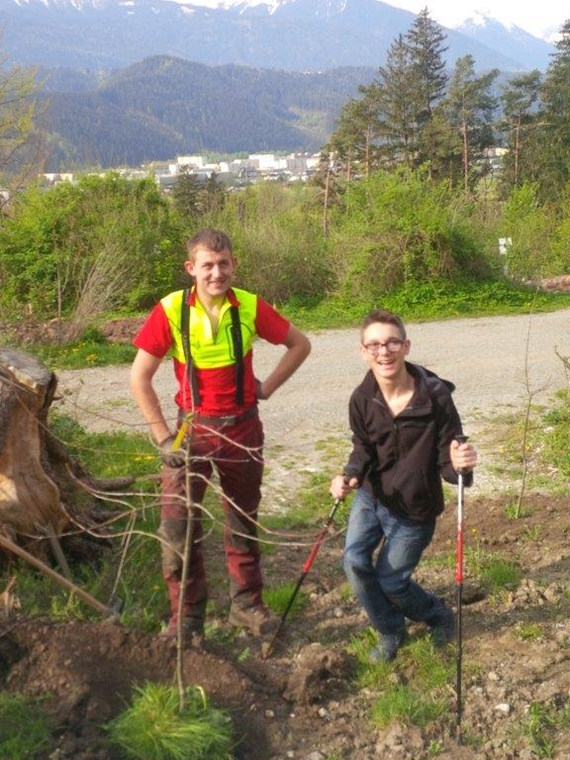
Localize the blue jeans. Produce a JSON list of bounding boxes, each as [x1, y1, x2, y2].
[[343, 488, 437, 636]]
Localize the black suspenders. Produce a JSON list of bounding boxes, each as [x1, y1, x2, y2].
[[229, 304, 244, 406], [180, 288, 245, 408], [180, 287, 200, 408]]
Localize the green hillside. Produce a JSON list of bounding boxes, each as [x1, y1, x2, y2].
[[40, 57, 375, 169]]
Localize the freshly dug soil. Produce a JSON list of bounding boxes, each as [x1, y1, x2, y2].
[[1, 492, 568, 759]]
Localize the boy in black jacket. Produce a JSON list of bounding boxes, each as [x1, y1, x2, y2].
[[330, 309, 477, 661]]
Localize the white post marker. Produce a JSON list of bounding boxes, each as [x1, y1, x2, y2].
[[498, 237, 512, 276]]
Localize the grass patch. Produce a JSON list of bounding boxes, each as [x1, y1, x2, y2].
[[451, 538, 523, 594], [107, 683, 233, 760], [349, 630, 454, 729], [480, 557, 522, 592], [262, 466, 352, 534], [50, 412, 158, 480], [504, 500, 530, 520], [263, 581, 307, 618], [516, 622, 544, 641], [541, 397, 570, 480], [7, 414, 167, 629], [203, 619, 240, 648], [493, 391, 570, 496], [282, 280, 570, 331], [524, 701, 557, 759], [0, 692, 56, 759], [522, 526, 541, 542], [370, 683, 447, 728], [31, 328, 137, 370]]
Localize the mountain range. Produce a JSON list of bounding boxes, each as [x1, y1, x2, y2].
[[4, 0, 559, 171], [40, 57, 375, 169], [1, 0, 556, 73]]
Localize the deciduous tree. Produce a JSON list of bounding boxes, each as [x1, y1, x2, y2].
[[0, 53, 43, 206]]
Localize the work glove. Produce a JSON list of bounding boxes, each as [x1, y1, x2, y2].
[[158, 433, 186, 468]]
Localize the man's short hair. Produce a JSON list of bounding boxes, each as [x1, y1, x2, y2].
[[186, 229, 233, 259], [360, 309, 407, 341]]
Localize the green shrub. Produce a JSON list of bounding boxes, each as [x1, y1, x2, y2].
[[499, 183, 561, 280], [329, 170, 490, 301]]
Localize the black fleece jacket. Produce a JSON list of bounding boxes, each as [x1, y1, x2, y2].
[[343, 362, 472, 522]]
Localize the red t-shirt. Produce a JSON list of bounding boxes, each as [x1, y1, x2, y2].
[[134, 289, 290, 415]]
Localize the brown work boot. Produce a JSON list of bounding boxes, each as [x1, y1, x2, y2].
[[159, 616, 205, 645], [228, 603, 279, 636]]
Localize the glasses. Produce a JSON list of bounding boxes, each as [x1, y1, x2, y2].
[[362, 338, 405, 355]]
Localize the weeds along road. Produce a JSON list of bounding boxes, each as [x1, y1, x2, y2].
[[58, 308, 570, 496]]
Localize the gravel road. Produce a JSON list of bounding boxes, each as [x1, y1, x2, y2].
[[58, 308, 570, 496]]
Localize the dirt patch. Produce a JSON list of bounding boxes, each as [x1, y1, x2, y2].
[[1, 492, 569, 759], [2, 620, 275, 759], [99, 318, 146, 344]]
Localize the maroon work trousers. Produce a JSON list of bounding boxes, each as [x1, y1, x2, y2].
[[159, 416, 264, 619]]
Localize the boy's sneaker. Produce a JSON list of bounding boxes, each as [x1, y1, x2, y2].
[[429, 600, 455, 648], [228, 603, 279, 636], [369, 629, 407, 663]]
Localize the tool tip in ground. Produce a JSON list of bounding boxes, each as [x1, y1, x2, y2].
[[260, 640, 273, 659]]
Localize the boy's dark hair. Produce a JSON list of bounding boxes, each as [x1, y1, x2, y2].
[[186, 229, 233, 259], [360, 309, 407, 341]]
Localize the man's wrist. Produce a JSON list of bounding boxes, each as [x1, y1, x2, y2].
[[154, 429, 173, 446]]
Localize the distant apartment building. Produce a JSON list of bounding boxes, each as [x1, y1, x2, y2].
[[39, 151, 322, 191], [176, 155, 206, 170], [41, 172, 75, 186]]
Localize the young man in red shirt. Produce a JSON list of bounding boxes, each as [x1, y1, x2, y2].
[[131, 228, 311, 641]]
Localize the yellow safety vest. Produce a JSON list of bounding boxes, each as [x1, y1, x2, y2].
[[161, 286, 258, 406]]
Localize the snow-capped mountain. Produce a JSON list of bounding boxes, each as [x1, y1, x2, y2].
[[0, 0, 556, 71], [454, 13, 555, 71]]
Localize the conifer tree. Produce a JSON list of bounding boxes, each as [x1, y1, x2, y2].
[[172, 166, 202, 220], [534, 19, 570, 198], [405, 8, 449, 173], [498, 70, 542, 191], [443, 55, 499, 191], [201, 171, 226, 215], [327, 85, 381, 180], [375, 34, 419, 168], [406, 7, 448, 124]]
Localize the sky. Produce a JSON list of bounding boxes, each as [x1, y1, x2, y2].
[[388, 0, 567, 41]]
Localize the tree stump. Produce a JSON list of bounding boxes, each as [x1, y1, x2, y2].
[[0, 348, 133, 563]]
